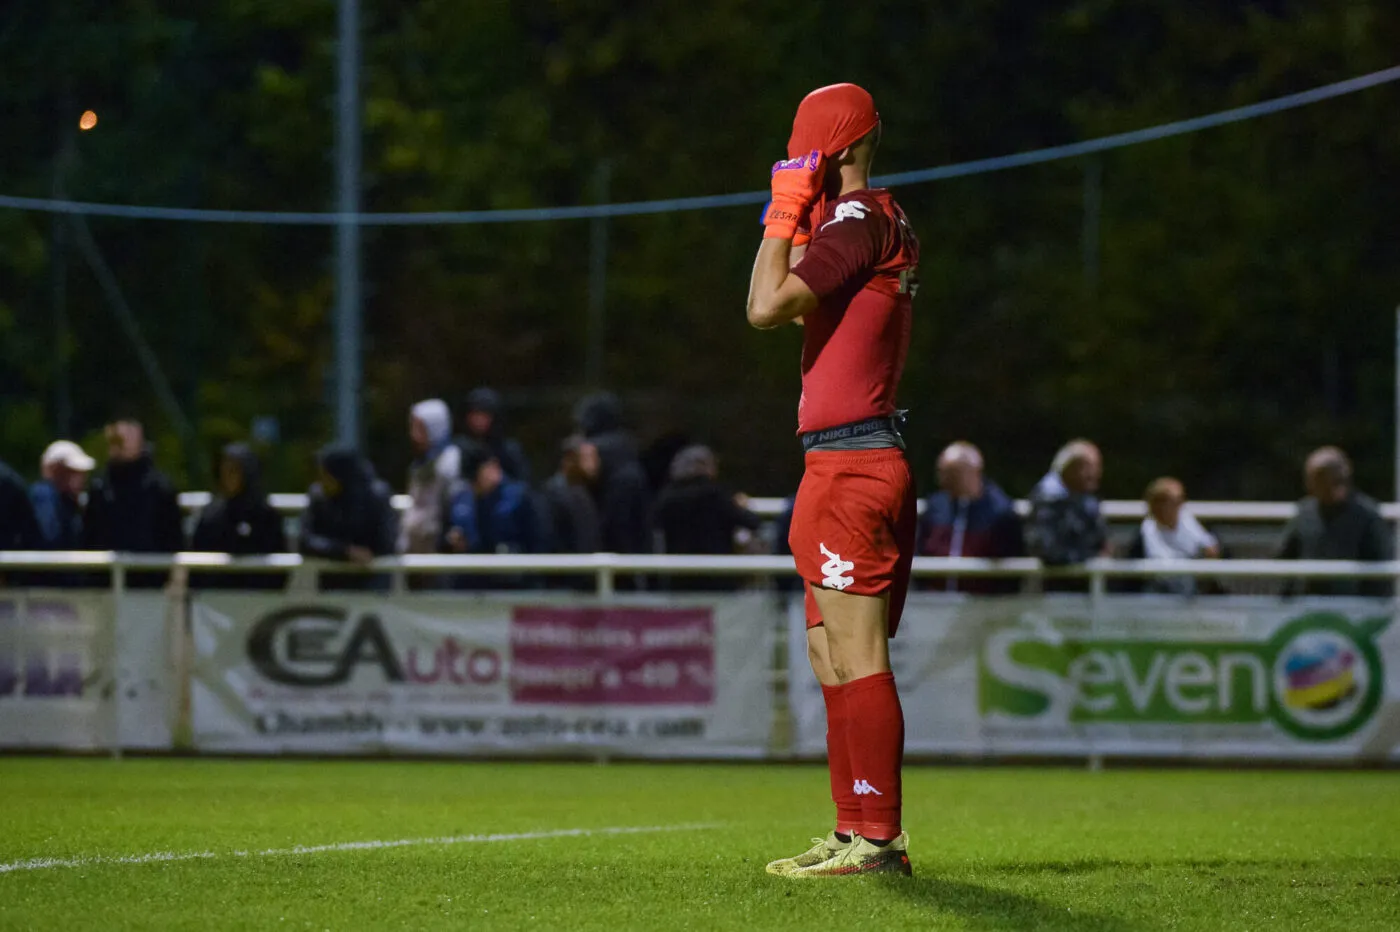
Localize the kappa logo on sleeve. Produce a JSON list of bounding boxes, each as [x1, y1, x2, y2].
[[820, 201, 871, 230], [819, 544, 855, 590]]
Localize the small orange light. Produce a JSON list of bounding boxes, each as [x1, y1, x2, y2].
[[79, 110, 98, 131]]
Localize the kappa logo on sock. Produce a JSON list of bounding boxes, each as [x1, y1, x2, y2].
[[852, 779, 883, 796], [819, 544, 855, 590]]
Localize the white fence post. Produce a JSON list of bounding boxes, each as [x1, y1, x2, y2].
[[108, 557, 125, 760], [597, 556, 616, 599]]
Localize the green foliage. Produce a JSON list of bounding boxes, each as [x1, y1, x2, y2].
[[0, 1, 1397, 500]]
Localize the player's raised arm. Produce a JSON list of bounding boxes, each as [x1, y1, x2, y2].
[[746, 152, 822, 329]]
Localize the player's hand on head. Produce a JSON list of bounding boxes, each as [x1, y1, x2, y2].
[[759, 202, 814, 245], [763, 150, 824, 240]]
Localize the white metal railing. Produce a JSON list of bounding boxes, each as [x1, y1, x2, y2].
[[2, 552, 1397, 599], [173, 492, 1400, 523]]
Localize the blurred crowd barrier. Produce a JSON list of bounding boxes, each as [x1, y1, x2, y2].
[[2, 553, 1398, 765], [174, 492, 1400, 565]]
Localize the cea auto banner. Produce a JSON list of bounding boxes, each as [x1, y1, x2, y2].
[[192, 594, 775, 757], [789, 595, 1400, 761]]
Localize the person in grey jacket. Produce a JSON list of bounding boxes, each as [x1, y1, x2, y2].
[[1278, 446, 1393, 597], [1025, 439, 1108, 567]]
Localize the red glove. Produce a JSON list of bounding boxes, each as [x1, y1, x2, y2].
[[758, 202, 815, 244], [763, 150, 824, 240]]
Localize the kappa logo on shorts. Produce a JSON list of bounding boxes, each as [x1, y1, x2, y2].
[[819, 543, 855, 591], [820, 201, 871, 230], [853, 779, 883, 796]]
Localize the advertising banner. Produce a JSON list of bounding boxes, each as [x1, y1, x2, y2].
[[789, 595, 1400, 762], [0, 593, 115, 749], [192, 594, 776, 757]]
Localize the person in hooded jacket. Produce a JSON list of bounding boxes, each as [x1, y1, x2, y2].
[[650, 444, 762, 591], [459, 387, 531, 483], [191, 444, 287, 590], [299, 445, 398, 590], [398, 399, 461, 554], [574, 391, 652, 556]]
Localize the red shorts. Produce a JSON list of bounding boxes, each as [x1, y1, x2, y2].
[[788, 447, 917, 636]]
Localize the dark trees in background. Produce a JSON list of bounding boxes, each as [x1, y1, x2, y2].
[[0, 1, 1397, 501]]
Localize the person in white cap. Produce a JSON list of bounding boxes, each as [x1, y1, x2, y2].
[[30, 440, 96, 550]]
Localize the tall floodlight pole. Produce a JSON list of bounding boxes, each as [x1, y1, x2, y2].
[[334, 0, 363, 448], [1394, 307, 1399, 565]]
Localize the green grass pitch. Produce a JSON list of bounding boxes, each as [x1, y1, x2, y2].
[[1, 759, 1396, 930]]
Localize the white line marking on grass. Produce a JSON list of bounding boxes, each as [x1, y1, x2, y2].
[[0, 823, 719, 875]]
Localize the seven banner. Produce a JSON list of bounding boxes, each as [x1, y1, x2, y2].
[[191, 593, 775, 757], [8, 585, 1398, 762], [789, 594, 1400, 762]]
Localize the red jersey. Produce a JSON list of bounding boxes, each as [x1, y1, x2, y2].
[[789, 189, 919, 434]]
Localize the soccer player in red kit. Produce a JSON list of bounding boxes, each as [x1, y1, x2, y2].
[[747, 83, 919, 877]]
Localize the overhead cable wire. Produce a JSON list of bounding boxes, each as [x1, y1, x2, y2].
[[1, 64, 1397, 226]]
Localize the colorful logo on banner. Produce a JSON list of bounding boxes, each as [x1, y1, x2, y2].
[[0, 600, 91, 698], [246, 606, 503, 688], [510, 607, 715, 705], [978, 613, 1388, 741], [244, 605, 716, 706]]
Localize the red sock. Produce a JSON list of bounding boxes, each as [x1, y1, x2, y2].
[[821, 683, 862, 836], [842, 671, 904, 840]]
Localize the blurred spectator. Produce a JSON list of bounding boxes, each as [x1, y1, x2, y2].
[[193, 444, 285, 554], [541, 435, 602, 554], [1277, 446, 1393, 597], [445, 443, 541, 557], [642, 430, 692, 496], [191, 444, 287, 590], [446, 442, 540, 589], [84, 416, 184, 554], [1026, 439, 1108, 569], [574, 392, 652, 555], [650, 444, 761, 591], [652, 445, 761, 553], [461, 387, 531, 483], [1, 458, 41, 550], [772, 496, 802, 592], [29, 442, 93, 550], [299, 446, 398, 573], [1124, 477, 1219, 595], [398, 399, 461, 554], [918, 442, 1023, 593]]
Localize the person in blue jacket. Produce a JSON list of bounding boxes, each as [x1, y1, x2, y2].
[[445, 442, 541, 589], [918, 442, 1024, 593]]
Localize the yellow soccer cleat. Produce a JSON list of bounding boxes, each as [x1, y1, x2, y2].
[[765, 832, 851, 876], [788, 832, 911, 878]]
